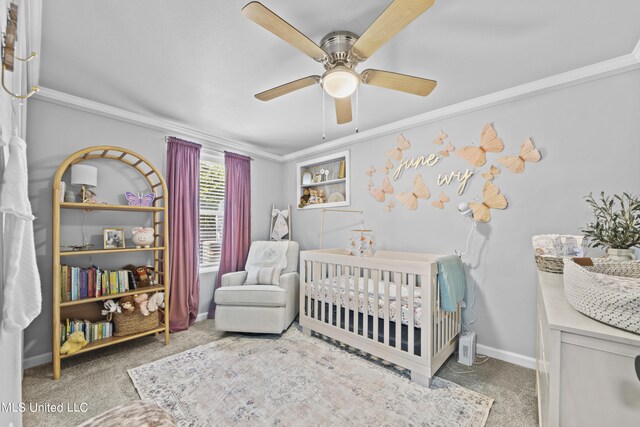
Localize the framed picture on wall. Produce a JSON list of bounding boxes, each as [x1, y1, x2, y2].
[[103, 227, 125, 249]]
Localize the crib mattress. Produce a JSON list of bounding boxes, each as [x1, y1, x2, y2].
[[304, 276, 423, 328]]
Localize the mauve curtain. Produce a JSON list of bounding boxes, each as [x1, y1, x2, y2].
[[208, 151, 251, 318], [167, 137, 201, 332]]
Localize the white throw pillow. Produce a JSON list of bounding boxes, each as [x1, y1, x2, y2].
[[245, 266, 282, 285]]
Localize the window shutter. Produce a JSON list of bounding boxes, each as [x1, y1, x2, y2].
[[199, 156, 225, 268]]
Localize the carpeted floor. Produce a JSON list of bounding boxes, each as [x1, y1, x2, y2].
[[23, 320, 538, 426]]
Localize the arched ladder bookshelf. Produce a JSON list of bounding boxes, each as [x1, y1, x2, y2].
[[52, 146, 170, 380]]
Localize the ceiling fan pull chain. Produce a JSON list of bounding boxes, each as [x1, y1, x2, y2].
[[355, 86, 359, 134], [322, 88, 326, 140]]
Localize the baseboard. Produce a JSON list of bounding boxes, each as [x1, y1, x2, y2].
[[23, 352, 52, 370], [196, 312, 210, 322], [476, 344, 536, 370]]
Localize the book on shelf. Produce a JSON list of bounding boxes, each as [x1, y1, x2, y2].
[[60, 265, 138, 302], [60, 318, 113, 345]]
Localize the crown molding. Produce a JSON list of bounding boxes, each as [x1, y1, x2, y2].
[[281, 51, 640, 162], [33, 87, 283, 162], [33, 42, 640, 164]]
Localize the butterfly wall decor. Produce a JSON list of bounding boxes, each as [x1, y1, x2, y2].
[[396, 174, 430, 210], [456, 123, 504, 167], [432, 130, 447, 145], [386, 134, 411, 161], [369, 176, 394, 202], [469, 181, 508, 223], [384, 201, 395, 212], [125, 192, 155, 207], [481, 165, 501, 181], [382, 159, 394, 175], [431, 191, 449, 209], [498, 138, 541, 174], [365, 164, 376, 177], [438, 142, 455, 158]]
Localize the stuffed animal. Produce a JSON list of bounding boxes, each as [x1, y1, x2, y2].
[[135, 266, 155, 287], [147, 292, 165, 312], [119, 295, 136, 315], [298, 188, 311, 208], [317, 190, 326, 204], [101, 299, 121, 316], [131, 227, 155, 248], [308, 189, 318, 205], [134, 293, 150, 316], [60, 331, 87, 355]]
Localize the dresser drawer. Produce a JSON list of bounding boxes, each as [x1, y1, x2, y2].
[[559, 333, 640, 426]]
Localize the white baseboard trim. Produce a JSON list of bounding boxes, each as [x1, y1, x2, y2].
[[196, 312, 210, 322], [476, 344, 536, 370], [23, 351, 52, 370]]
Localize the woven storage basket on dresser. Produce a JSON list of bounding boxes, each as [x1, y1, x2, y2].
[[535, 256, 566, 274], [112, 310, 161, 337], [563, 258, 640, 334]]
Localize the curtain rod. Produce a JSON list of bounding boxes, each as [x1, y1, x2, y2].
[[164, 136, 254, 160]]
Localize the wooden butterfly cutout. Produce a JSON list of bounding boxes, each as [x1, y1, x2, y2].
[[469, 181, 508, 223], [481, 165, 501, 181], [431, 191, 449, 209], [365, 164, 376, 177], [369, 176, 394, 202], [386, 134, 411, 161], [382, 159, 394, 175], [456, 123, 504, 167], [396, 174, 430, 210], [384, 201, 395, 212], [498, 138, 541, 174], [433, 130, 447, 145], [438, 142, 455, 158]]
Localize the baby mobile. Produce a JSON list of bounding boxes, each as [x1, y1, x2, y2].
[[365, 123, 543, 222]]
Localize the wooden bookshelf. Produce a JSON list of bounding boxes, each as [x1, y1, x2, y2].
[[59, 324, 166, 359], [60, 202, 163, 212], [59, 285, 165, 307], [52, 146, 170, 380], [60, 246, 165, 256]]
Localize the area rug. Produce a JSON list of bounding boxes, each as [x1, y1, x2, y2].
[[128, 327, 493, 426]]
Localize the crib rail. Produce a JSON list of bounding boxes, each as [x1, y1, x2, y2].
[[300, 250, 461, 377]]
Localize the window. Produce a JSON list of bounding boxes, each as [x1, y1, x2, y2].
[[199, 156, 225, 270]]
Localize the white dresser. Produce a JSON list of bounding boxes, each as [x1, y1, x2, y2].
[[537, 271, 640, 426]]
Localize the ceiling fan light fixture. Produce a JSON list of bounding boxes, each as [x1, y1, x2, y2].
[[322, 66, 359, 98]]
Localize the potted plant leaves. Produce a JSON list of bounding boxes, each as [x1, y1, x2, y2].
[[582, 192, 640, 261]]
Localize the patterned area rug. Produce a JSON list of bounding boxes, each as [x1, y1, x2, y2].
[[129, 328, 493, 426]]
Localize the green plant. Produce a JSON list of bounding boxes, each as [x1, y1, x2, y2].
[[582, 192, 640, 249]]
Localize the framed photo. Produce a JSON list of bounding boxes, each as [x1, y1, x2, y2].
[[104, 227, 125, 249]]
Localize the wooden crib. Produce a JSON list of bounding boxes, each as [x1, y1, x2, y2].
[[300, 249, 461, 387]]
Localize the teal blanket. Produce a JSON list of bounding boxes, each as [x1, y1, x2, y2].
[[437, 255, 466, 312]]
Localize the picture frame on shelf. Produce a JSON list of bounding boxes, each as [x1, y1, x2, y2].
[[104, 227, 125, 249]]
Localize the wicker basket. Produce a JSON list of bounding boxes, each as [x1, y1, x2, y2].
[[535, 256, 566, 274], [563, 258, 640, 334], [111, 310, 161, 337]]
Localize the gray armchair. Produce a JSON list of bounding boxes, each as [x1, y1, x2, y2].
[[214, 241, 299, 334]]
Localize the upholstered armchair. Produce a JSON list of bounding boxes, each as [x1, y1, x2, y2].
[[214, 241, 299, 334]]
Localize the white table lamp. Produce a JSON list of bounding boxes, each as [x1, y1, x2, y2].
[[71, 164, 98, 203]]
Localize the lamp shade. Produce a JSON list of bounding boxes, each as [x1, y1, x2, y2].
[[322, 66, 359, 98], [71, 164, 98, 187]]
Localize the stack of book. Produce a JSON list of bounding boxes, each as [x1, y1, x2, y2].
[[60, 318, 113, 345], [60, 266, 138, 302]]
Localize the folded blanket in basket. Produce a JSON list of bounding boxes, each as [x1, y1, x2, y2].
[[437, 255, 466, 312]]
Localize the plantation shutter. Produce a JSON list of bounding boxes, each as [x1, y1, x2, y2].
[[199, 155, 225, 268]]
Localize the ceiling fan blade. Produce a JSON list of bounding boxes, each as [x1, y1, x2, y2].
[[255, 76, 320, 101], [350, 0, 435, 61], [335, 96, 353, 124], [361, 69, 437, 96], [242, 2, 327, 62]]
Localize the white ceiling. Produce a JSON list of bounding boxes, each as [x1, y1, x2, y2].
[[39, 1, 640, 155]]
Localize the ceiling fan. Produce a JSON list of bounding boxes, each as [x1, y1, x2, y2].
[[243, 0, 438, 125]]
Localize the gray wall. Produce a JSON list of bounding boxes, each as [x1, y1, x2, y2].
[[282, 69, 640, 359], [24, 99, 282, 362]]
